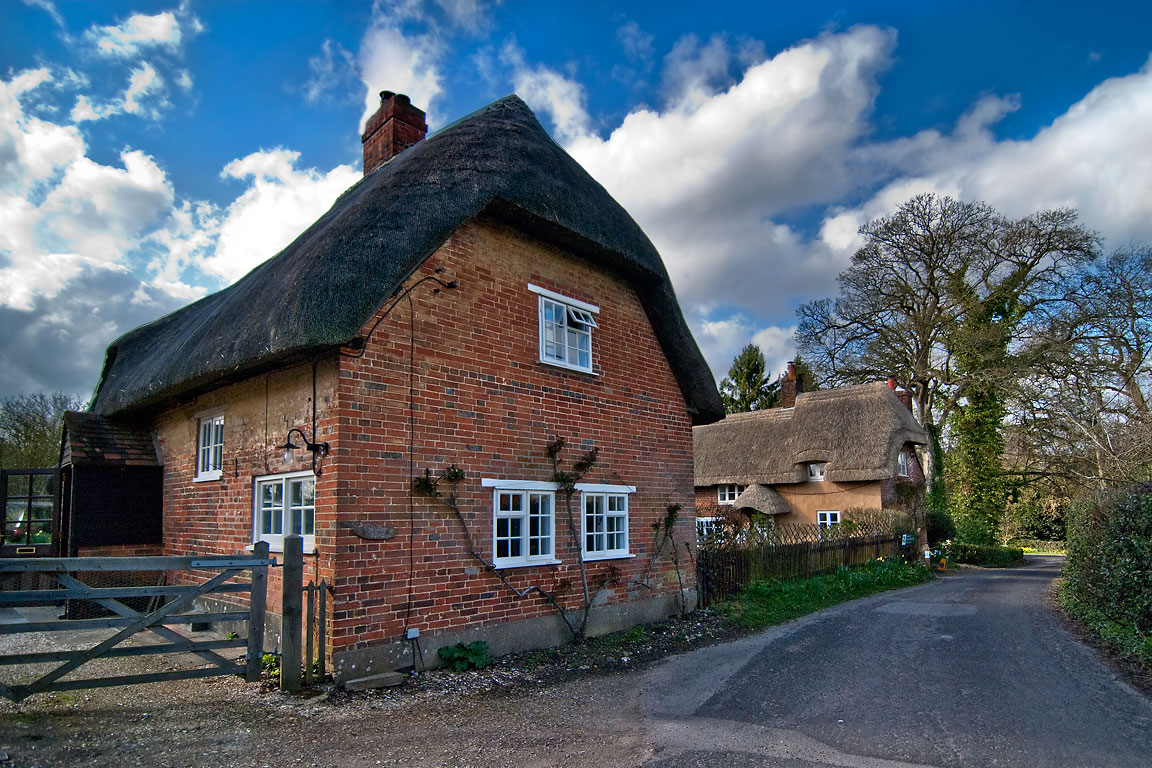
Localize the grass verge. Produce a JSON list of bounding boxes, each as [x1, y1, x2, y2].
[[1059, 588, 1152, 669], [718, 558, 934, 630]]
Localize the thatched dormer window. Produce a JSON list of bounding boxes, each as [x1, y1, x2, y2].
[[530, 283, 599, 374], [898, 451, 910, 477], [807, 462, 826, 482]]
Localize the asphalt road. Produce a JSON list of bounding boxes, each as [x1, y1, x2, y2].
[[638, 556, 1152, 767]]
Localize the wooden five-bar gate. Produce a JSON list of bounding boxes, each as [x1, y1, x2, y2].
[[0, 542, 271, 703]]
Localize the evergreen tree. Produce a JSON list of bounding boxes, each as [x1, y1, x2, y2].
[[720, 344, 778, 413]]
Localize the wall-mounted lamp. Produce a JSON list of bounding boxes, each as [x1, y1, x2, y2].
[[279, 427, 330, 473]]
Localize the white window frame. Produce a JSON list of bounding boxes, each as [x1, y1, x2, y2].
[[807, 462, 827, 482], [696, 516, 724, 543], [898, 451, 910, 477], [817, 510, 840, 528], [253, 470, 316, 552], [529, 283, 599, 374], [194, 408, 225, 482], [582, 491, 630, 560], [716, 484, 745, 505], [492, 488, 559, 568]]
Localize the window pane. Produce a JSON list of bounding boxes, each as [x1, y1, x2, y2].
[[30, 474, 53, 496], [6, 501, 26, 523]]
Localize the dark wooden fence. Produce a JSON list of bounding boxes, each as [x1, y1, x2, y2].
[[696, 523, 901, 607]]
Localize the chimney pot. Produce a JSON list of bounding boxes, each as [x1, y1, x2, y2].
[[362, 90, 428, 175], [888, 377, 897, 390]]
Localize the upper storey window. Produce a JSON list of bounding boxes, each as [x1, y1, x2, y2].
[[530, 284, 599, 374], [807, 462, 826, 482], [195, 408, 225, 482]]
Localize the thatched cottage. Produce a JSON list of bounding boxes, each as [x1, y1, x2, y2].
[[693, 377, 927, 532], [62, 93, 723, 677]]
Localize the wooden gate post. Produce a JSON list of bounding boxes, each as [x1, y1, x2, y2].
[[246, 541, 269, 682], [281, 535, 303, 692]]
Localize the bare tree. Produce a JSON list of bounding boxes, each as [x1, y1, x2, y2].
[[0, 392, 84, 471]]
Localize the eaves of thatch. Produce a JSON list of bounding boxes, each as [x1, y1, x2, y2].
[[693, 382, 928, 486], [90, 96, 723, 425], [732, 484, 790, 516]]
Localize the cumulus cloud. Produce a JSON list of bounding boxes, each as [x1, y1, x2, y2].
[[502, 41, 592, 144], [85, 10, 188, 58], [202, 149, 359, 283], [568, 25, 896, 323], [356, 1, 451, 129]]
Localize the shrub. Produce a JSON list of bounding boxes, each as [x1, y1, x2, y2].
[[437, 641, 492, 672], [1062, 489, 1152, 640], [941, 541, 1024, 567]]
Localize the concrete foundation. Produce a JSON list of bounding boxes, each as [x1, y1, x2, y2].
[[331, 589, 696, 682]]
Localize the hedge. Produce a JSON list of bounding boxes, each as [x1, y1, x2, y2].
[[941, 541, 1025, 567]]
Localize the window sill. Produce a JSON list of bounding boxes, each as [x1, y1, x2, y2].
[[193, 472, 222, 483], [493, 558, 562, 570], [247, 541, 318, 556], [583, 552, 635, 562], [538, 358, 599, 377]]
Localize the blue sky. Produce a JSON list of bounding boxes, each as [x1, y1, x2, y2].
[[4, 0, 1152, 401]]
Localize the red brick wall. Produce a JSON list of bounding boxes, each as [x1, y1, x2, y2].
[[150, 360, 340, 612], [328, 217, 697, 656], [76, 544, 164, 558]]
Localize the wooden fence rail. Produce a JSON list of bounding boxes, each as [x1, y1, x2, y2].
[[696, 532, 901, 607], [0, 543, 271, 703]]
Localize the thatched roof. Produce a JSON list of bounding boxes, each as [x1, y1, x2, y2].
[[732, 484, 789, 515], [90, 96, 723, 425], [61, 411, 158, 467], [694, 382, 928, 486]]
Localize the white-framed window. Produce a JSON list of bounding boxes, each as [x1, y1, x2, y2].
[[583, 492, 629, 559], [530, 283, 598, 374], [817, 510, 840, 527], [254, 471, 316, 551], [696, 516, 724, 543], [493, 489, 557, 568], [898, 451, 910, 477], [194, 409, 225, 481], [717, 484, 745, 504], [807, 462, 826, 482]]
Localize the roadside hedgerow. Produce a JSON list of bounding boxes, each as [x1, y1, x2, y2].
[[940, 541, 1024, 567], [1060, 488, 1152, 667]]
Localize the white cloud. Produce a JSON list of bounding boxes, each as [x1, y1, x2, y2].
[[357, 4, 445, 129], [21, 0, 65, 29], [203, 149, 359, 282], [502, 40, 591, 144], [175, 69, 193, 91], [567, 26, 896, 320], [305, 39, 357, 103], [0, 67, 196, 396], [71, 62, 168, 122], [617, 21, 654, 66], [825, 53, 1152, 257], [86, 11, 184, 58]]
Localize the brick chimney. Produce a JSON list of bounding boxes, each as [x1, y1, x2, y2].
[[361, 91, 427, 175], [781, 361, 800, 408], [888, 377, 913, 412]]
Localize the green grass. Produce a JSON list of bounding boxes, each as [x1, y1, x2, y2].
[[718, 558, 934, 630], [1059, 588, 1152, 668]]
